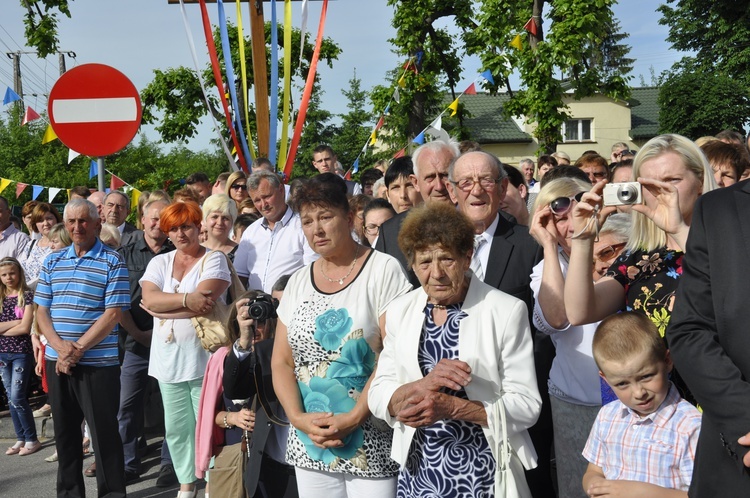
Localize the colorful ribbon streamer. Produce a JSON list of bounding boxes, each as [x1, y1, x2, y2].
[[283, 0, 328, 179], [218, 0, 253, 169], [279, 0, 293, 168], [235, 0, 256, 159], [179, 0, 238, 171], [269, 0, 279, 165], [198, 0, 249, 171]]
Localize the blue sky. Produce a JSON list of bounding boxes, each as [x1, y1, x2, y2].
[[0, 1, 686, 153]]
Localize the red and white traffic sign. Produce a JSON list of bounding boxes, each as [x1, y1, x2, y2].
[[48, 63, 142, 157]]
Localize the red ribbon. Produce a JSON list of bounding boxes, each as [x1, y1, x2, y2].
[[283, 0, 328, 180], [198, 0, 249, 172]]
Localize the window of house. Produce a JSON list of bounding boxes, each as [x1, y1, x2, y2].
[[562, 119, 593, 142]]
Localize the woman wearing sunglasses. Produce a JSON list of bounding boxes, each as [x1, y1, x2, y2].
[[225, 171, 250, 210], [529, 177, 631, 497], [564, 134, 717, 403]]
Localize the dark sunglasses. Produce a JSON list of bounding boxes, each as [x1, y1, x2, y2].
[[231, 184, 248, 191], [549, 192, 585, 216]]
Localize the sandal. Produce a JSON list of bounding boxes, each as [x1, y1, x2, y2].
[[19, 441, 42, 456]]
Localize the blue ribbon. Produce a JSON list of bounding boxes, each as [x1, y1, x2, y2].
[[218, 0, 253, 167], [269, 0, 279, 165]]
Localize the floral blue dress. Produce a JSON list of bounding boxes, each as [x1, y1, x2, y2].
[[276, 250, 412, 477], [397, 303, 496, 497]]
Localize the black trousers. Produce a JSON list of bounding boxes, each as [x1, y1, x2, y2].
[[47, 361, 126, 498]]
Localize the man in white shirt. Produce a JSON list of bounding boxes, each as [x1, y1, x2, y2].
[[0, 196, 29, 259], [234, 170, 316, 293]]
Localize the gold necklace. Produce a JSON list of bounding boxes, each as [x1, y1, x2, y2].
[[320, 245, 360, 285]]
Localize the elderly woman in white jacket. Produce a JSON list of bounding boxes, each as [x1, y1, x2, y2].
[[369, 203, 541, 498]]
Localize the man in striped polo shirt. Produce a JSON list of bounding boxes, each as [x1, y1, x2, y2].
[[35, 198, 130, 498]]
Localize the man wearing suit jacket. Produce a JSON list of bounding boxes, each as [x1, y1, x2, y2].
[[103, 191, 137, 246], [667, 182, 750, 496], [447, 151, 553, 498], [374, 140, 459, 287]]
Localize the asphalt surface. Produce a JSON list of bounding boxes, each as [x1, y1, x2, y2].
[[0, 433, 206, 498]]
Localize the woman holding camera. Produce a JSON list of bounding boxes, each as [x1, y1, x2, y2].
[[563, 135, 716, 402], [271, 174, 412, 498]]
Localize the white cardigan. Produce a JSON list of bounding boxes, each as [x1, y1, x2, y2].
[[368, 273, 542, 471]]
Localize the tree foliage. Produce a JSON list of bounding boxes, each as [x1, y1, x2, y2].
[[19, 0, 72, 58], [374, 0, 632, 153], [141, 21, 341, 158], [657, 67, 750, 138], [658, 0, 750, 85]]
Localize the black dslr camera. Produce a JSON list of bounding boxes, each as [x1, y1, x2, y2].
[[244, 293, 278, 322]]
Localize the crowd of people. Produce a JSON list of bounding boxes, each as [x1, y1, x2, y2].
[[1, 132, 750, 498]]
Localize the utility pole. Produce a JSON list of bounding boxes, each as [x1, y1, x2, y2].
[[6, 52, 23, 105], [57, 51, 76, 76]]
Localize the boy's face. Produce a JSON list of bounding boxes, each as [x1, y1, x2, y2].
[[599, 349, 673, 418]]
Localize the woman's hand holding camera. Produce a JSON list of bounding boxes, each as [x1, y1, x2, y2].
[[631, 177, 688, 239], [571, 180, 613, 239]]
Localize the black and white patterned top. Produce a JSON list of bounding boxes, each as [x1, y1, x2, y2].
[[397, 303, 496, 497]]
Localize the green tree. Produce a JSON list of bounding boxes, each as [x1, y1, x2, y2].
[[373, 0, 632, 154], [141, 21, 341, 160], [19, 0, 71, 58], [658, 0, 750, 85], [330, 70, 375, 175], [657, 67, 750, 138]]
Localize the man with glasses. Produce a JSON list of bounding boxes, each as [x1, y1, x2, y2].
[[374, 140, 459, 287], [104, 191, 136, 245], [447, 150, 555, 498]]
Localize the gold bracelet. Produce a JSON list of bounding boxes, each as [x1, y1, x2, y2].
[[182, 293, 188, 308]]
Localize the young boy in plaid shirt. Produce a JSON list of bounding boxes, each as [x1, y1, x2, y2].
[[582, 312, 701, 497]]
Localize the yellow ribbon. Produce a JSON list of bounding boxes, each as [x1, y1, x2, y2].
[[236, 1, 256, 159], [278, 0, 293, 167]]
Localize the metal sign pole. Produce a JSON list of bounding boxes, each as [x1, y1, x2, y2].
[[98, 158, 105, 192]]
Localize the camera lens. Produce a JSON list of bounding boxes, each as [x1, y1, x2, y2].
[[617, 185, 637, 204], [247, 298, 278, 321]]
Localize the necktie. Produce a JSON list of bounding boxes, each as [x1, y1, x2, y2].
[[470, 234, 486, 281]]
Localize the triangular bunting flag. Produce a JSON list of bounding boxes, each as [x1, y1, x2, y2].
[[110, 174, 126, 191], [429, 115, 442, 131], [448, 98, 459, 117], [352, 157, 360, 174], [0, 178, 10, 194], [375, 116, 385, 131], [42, 124, 58, 144], [67, 189, 71, 201], [480, 70, 495, 86], [465, 83, 477, 95], [15, 183, 28, 198], [344, 168, 352, 181], [49, 187, 62, 203], [89, 160, 98, 179], [21, 106, 41, 126], [32, 185, 43, 201], [397, 73, 407, 88], [524, 18, 538, 36], [369, 130, 377, 146], [393, 148, 406, 159], [393, 88, 400, 104], [131, 189, 141, 213], [412, 131, 426, 145], [3, 87, 21, 105], [68, 149, 81, 164], [511, 34, 523, 50], [384, 104, 391, 115]]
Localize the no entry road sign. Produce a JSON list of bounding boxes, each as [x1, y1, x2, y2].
[[48, 63, 142, 157]]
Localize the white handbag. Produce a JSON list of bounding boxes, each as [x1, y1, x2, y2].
[[493, 396, 533, 498]]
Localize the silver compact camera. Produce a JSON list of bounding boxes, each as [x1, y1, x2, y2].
[[603, 182, 642, 206]]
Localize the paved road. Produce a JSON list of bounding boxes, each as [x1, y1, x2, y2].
[[0, 436, 206, 498]]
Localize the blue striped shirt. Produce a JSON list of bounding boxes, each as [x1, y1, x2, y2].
[[35, 238, 130, 367]]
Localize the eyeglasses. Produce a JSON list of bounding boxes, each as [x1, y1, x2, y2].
[[450, 176, 500, 192], [549, 192, 585, 216], [364, 224, 381, 236], [231, 184, 248, 191], [594, 243, 627, 263]]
